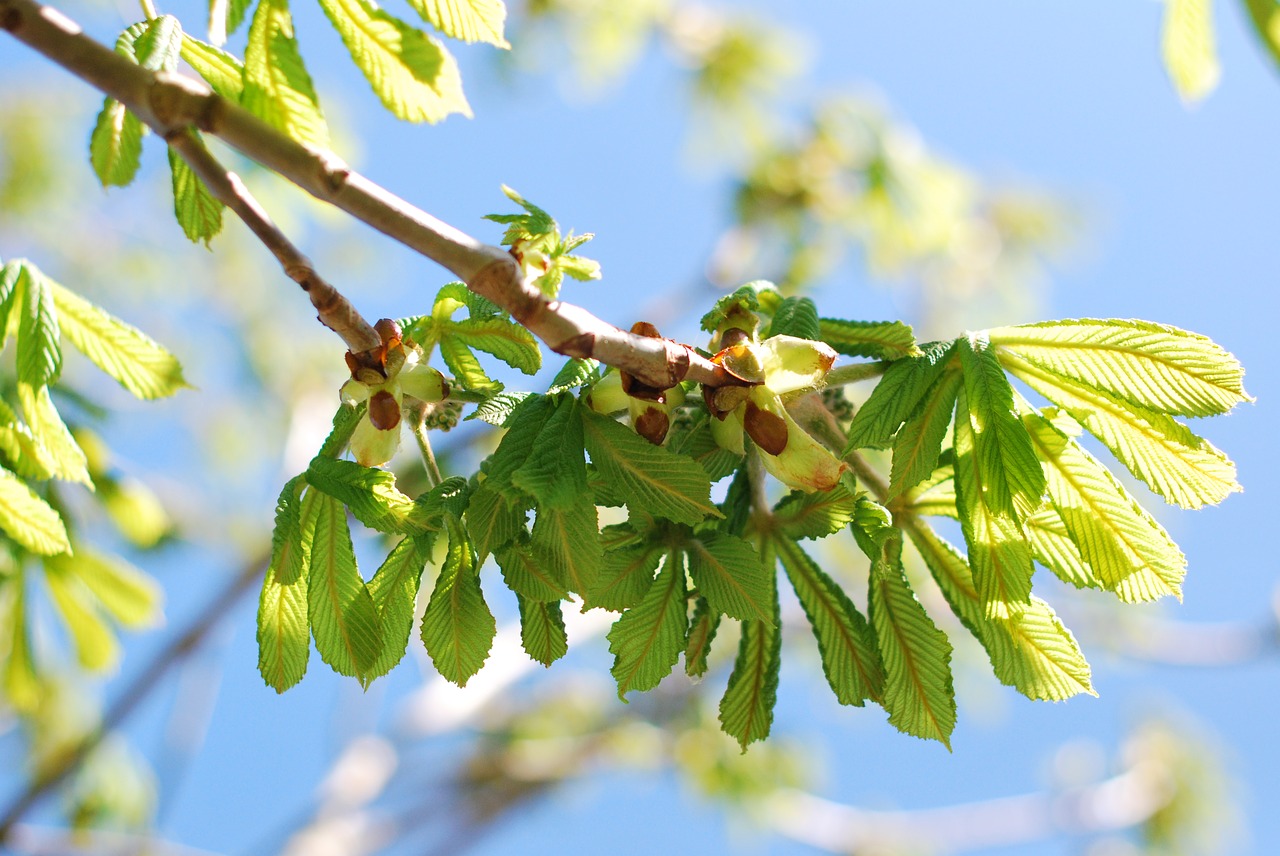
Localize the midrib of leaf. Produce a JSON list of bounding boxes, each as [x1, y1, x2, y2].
[[313, 498, 365, 671]]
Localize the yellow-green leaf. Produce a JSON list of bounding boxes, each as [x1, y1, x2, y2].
[[244, 0, 329, 148], [18, 383, 90, 486], [1162, 0, 1221, 103], [405, 0, 508, 47], [181, 34, 245, 100], [168, 143, 225, 246], [0, 466, 70, 555], [44, 558, 120, 672]]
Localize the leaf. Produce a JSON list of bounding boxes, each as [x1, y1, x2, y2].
[[16, 262, 61, 388], [49, 279, 187, 399], [365, 535, 429, 677], [988, 318, 1248, 417], [454, 317, 541, 374], [496, 543, 568, 601], [44, 559, 119, 672], [953, 385, 1033, 617], [684, 597, 720, 679], [180, 34, 245, 100], [869, 559, 955, 747], [889, 368, 962, 499], [258, 478, 311, 692], [773, 482, 857, 540], [243, 0, 329, 149], [668, 416, 742, 483], [0, 262, 20, 351], [134, 15, 184, 70], [438, 336, 499, 391], [467, 484, 527, 561], [308, 457, 425, 535], [845, 341, 954, 451], [907, 523, 1094, 701], [580, 407, 720, 525], [530, 499, 602, 595], [547, 358, 598, 394], [2, 572, 41, 712], [1162, 0, 1221, 103], [167, 144, 225, 245], [766, 297, 820, 340], [512, 397, 588, 508], [465, 391, 530, 426], [306, 491, 383, 681], [517, 595, 568, 667], [224, 0, 255, 38], [89, 98, 143, 188], [819, 318, 920, 361], [686, 532, 773, 622], [62, 548, 161, 628], [421, 522, 496, 685], [404, 0, 508, 47], [699, 281, 772, 333], [589, 541, 661, 611], [318, 0, 471, 123], [718, 573, 781, 751], [1022, 409, 1186, 602], [0, 467, 70, 555], [1024, 508, 1104, 591], [18, 383, 90, 486], [608, 552, 689, 698], [777, 536, 883, 706], [956, 335, 1045, 520], [1001, 350, 1239, 508]]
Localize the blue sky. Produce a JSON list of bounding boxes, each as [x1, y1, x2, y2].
[[3, 1, 1279, 854]]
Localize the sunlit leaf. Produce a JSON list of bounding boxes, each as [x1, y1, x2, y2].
[[819, 318, 920, 361], [167, 144, 225, 245], [0, 466, 69, 555], [405, 0, 508, 47], [1162, 0, 1221, 103], [244, 0, 329, 148], [306, 491, 383, 681], [846, 340, 954, 451], [772, 481, 856, 540]]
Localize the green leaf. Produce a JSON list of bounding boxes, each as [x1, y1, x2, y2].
[[777, 536, 883, 707], [438, 336, 499, 392], [989, 318, 1248, 417], [530, 499, 602, 595], [684, 597, 720, 679], [668, 416, 742, 483], [89, 98, 143, 188], [773, 481, 856, 540], [18, 383, 90, 486], [258, 478, 311, 691], [889, 368, 961, 499], [845, 341, 954, 451], [61, 548, 160, 628], [305, 457, 454, 536], [404, 0, 508, 47], [44, 559, 119, 672], [496, 543, 568, 601], [0, 466, 69, 555], [306, 491, 383, 681], [453, 317, 541, 375], [421, 522, 495, 685], [547, 358, 598, 394], [16, 262, 61, 388], [0, 262, 21, 351], [1024, 508, 1103, 591], [225, 0, 255, 38], [765, 297, 820, 340], [953, 384, 1033, 617], [907, 522, 1094, 701], [467, 483, 527, 561], [580, 407, 720, 525], [1022, 409, 1186, 602], [49, 279, 187, 399], [478, 395, 554, 485], [699, 281, 772, 333], [868, 559, 955, 747], [589, 541, 661, 611], [512, 397, 588, 507], [180, 34, 245, 100], [718, 571, 781, 751], [319, 401, 364, 459], [1000, 350, 1239, 508], [243, 0, 329, 149], [1162, 0, 1221, 103], [819, 318, 920, 361], [608, 552, 688, 698], [2, 571, 41, 712], [318, 0, 471, 123], [465, 391, 530, 426], [366, 535, 429, 678], [517, 595, 568, 667], [686, 532, 773, 622], [956, 335, 1045, 520], [134, 15, 184, 70], [167, 144, 225, 245]]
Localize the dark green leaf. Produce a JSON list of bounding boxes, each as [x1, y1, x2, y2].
[[889, 368, 961, 499], [766, 296, 820, 340], [530, 499, 602, 596], [686, 532, 772, 622], [668, 415, 742, 482], [589, 541, 661, 611], [684, 597, 720, 679], [845, 341, 954, 451], [467, 483, 527, 562], [773, 481, 856, 540], [496, 543, 568, 601], [512, 397, 587, 507], [517, 595, 568, 667]]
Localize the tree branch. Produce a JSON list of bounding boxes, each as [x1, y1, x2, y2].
[[165, 128, 380, 351], [0, 0, 730, 390]]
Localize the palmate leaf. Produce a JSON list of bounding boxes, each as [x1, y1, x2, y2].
[[168, 144, 225, 245], [16, 262, 61, 388], [608, 552, 688, 698], [685, 532, 773, 622], [953, 385, 1034, 617], [718, 569, 781, 751], [517, 595, 568, 667], [18, 383, 90, 486], [1000, 350, 1238, 508], [421, 522, 495, 685], [258, 478, 310, 692], [405, 0, 508, 47], [1022, 409, 1186, 602], [776, 536, 883, 707], [988, 318, 1248, 417], [868, 557, 955, 747], [772, 482, 856, 540], [580, 407, 719, 525], [0, 466, 69, 556], [306, 491, 383, 681], [318, 0, 471, 123], [846, 341, 954, 451], [366, 535, 430, 677], [889, 368, 961, 499], [819, 318, 920, 361], [243, 0, 329, 149], [907, 523, 1094, 702], [49, 278, 187, 399], [1162, 0, 1221, 103], [684, 597, 720, 679], [181, 35, 246, 99]]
